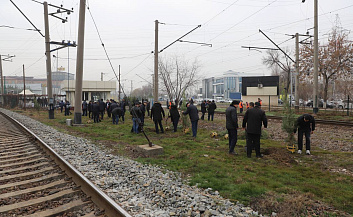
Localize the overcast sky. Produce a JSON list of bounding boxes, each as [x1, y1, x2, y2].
[[1, 0, 352, 92]]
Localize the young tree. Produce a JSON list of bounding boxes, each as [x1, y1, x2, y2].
[[158, 55, 201, 107], [299, 18, 353, 105]]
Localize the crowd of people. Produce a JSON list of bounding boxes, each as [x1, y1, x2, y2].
[[59, 97, 315, 158]]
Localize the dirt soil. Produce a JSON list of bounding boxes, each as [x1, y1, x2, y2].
[[251, 190, 351, 217]]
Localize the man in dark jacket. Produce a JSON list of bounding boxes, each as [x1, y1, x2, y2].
[[92, 101, 100, 123], [99, 99, 105, 120], [59, 100, 64, 113], [294, 114, 315, 155], [169, 104, 180, 132], [242, 102, 268, 158], [146, 101, 151, 116], [183, 103, 199, 137], [150, 101, 165, 134], [64, 101, 70, 116], [106, 99, 111, 118], [140, 101, 147, 126], [226, 100, 239, 155], [200, 100, 207, 120], [120, 99, 126, 123], [130, 103, 142, 133], [109, 101, 118, 124], [88, 101, 93, 118], [112, 106, 122, 125], [208, 100, 217, 121], [82, 100, 88, 116]]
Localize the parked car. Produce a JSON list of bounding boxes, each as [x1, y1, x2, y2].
[[306, 99, 324, 107], [278, 99, 283, 105], [336, 100, 353, 109]]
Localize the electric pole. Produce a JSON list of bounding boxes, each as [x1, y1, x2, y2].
[[313, 0, 319, 114], [43, 1, 74, 119], [154, 20, 159, 103], [131, 80, 133, 96], [119, 65, 121, 102], [0, 55, 15, 105], [23, 64, 26, 111], [295, 33, 299, 111], [74, 0, 86, 124], [44, 1, 53, 118]]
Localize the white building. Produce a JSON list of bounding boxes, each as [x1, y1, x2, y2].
[[61, 80, 116, 105], [202, 70, 243, 100]]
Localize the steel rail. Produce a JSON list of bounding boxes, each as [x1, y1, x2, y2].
[[0, 111, 131, 217]]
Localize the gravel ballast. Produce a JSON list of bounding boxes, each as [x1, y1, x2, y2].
[[1, 109, 264, 217]]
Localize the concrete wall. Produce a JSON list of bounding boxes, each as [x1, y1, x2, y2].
[[247, 86, 277, 96], [242, 95, 279, 106], [61, 80, 116, 106]]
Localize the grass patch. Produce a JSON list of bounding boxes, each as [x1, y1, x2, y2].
[[14, 108, 353, 216]]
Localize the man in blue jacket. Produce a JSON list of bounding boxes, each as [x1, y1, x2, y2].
[[183, 102, 199, 138]]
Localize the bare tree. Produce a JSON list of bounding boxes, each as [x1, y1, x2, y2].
[[159, 56, 201, 106], [299, 17, 353, 104], [130, 84, 153, 99], [262, 49, 294, 97]]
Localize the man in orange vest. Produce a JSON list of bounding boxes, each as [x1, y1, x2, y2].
[[258, 98, 262, 106], [239, 100, 244, 113]]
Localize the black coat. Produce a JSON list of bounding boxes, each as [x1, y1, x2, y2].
[[140, 104, 146, 116], [201, 102, 207, 113], [208, 102, 217, 114], [242, 106, 267, 135], [151, 103, 165, 121], [109, 102, 118, 111], [93, 103, 100, 113], [226, 105, 238, 130], [130, 106, 142, 118], [120, 101, 126, 112], [169, 105, 180, 122], [183, 104, 199, 122], [294, 114, 315, 133], [112, 107, 123, 116], [99, 100, 105, 111], [82, 101, 87, 109], [88, 102, 92, 112]]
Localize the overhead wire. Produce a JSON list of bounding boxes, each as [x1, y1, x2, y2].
[[207, 0, 279, 42], [86, 0, 154, 146]]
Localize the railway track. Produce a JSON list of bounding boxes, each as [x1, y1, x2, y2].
[[0, 111, 131, 217]]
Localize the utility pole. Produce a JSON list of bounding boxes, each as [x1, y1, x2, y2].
[[302, 0, 318, 113], [0, 56, 2, 104], [23, 64, 26, 111], [131, 80, 133, 96], [118, 65, 121, 102], [22, 64, 26, 111], [74, 0, 86, 124], [0, 56, 2, 99], [0, 55, 13, 104], [101, 72, 104, 81], [154, 20, 159, 103], [295, 33, 299, 111], [44, 1, 53, 119], [313, 0, 319, 114], [43, 1, 74, 119]]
